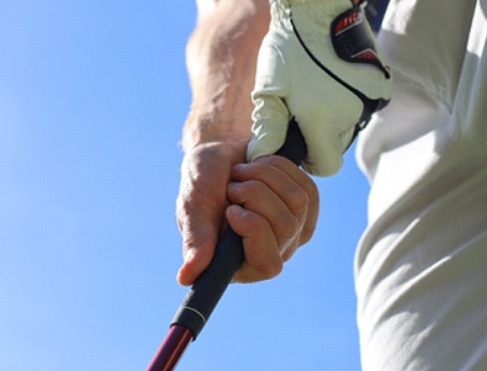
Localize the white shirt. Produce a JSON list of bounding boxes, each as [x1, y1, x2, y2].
[[355, 0, 487, 370]]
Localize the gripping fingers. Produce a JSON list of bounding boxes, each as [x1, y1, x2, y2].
[[232, 156, 319, 245], [225, 156, 319, 283], [226, 204, 283, 283], [227, 179, 301, 250]]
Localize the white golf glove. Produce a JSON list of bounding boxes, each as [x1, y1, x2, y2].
[[247, 0, 392, 176]]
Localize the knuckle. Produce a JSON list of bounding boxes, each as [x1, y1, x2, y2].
[[281, 244, 297, 262], [227, 180, 264, 204], [238, 157, 284, 179], [299, 231, 313, 245], [242, 163, 268, 180], [299, 218, 318, 245], [256, 259, 283, 280], [287, 186, 309, 214], [277, 215, 300, 242], [241, 179, 263, 194], [305, 179, 319, 204], [257, 154, 287, 167]]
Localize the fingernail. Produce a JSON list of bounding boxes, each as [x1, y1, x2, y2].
[[228, 204, 245, 218], [232, 164, 246, 174], [227, 182, 239, 193]]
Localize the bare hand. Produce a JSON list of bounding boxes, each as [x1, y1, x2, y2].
[[176, 140, 319, 285]]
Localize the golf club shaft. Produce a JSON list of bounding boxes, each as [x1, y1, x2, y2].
[[146, 325, 192, 371]]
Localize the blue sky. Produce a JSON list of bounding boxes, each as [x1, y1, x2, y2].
[[0, 2, 369, 370]]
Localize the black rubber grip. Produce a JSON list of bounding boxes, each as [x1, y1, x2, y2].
[[171, 118, 307, 339]]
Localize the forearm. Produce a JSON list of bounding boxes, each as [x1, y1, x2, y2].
[[182, 0, 270, 152]]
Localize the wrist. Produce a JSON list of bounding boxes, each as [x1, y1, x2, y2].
[[181, 138, 249, 175], [182, 112, 252, 153]]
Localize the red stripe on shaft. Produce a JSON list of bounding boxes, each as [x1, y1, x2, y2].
[[146, 325, 193, 371]]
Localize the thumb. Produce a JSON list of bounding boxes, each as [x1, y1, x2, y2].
[[247, 94, 290, 163], [176, 195, 222, 286], [177, 216, 219, 286]]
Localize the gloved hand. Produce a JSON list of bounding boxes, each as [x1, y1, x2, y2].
[[247, 0, 392, 176]]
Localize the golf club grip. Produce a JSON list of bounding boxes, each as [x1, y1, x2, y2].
[[171, 118, 307, 339]]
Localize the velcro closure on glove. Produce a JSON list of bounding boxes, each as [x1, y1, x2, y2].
[[331, 6, 391, 78]]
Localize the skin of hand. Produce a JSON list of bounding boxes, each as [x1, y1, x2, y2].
[[176, 0, 320, 285], [177, 140, 319, 285]]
